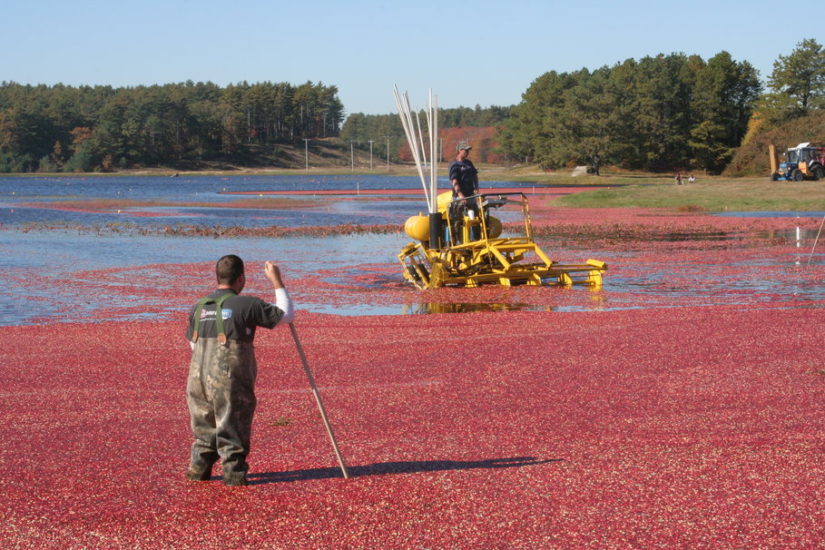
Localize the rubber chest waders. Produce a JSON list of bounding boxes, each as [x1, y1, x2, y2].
[[190, 291, 236, 346]]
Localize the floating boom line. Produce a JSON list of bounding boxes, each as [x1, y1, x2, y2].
[[393, 86, 439, 214]]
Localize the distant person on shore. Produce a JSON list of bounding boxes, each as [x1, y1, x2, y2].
[[185, 255, 294, 486], [589, 154, 600, 175], [449, 142, 480, 241], [688, 175, 696, 184], [675, 172, 683, 185]]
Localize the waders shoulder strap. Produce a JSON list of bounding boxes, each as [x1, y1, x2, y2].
[[190, 292, 235, 345]]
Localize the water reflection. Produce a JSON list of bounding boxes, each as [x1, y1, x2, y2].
[[401, 302, 556, 314], [757, 227, 820, 241], [716, 211, 825, 218], [4, 221, 822, 325]]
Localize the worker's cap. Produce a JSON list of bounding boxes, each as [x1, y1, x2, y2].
[[456, 141, 472, 151]]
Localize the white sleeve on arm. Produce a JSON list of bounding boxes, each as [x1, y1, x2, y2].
[[275, 287, 295, 324]]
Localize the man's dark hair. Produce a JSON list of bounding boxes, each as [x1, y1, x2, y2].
[[216, 254, 244, 285]]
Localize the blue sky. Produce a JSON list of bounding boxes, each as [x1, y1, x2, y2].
[[0, 0, 803, 116]]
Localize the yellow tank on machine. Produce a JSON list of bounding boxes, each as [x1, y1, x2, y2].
[[399, 191, 606, 289]]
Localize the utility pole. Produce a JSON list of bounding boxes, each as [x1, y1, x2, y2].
[[350, 141, 354, 172], [303, 138, 309, 170], [368, 140, 374, 171], [384, 136, 390, 171]]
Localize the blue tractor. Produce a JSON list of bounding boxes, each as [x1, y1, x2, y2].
[[771, 142, 825, 181]]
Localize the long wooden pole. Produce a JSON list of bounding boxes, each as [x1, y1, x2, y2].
[[289, 323, 350, 479]]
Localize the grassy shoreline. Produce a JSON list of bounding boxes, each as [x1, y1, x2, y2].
[[553, 179, 825, 212]]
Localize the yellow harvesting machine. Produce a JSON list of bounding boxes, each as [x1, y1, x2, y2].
[[398, 191, 607, 289]]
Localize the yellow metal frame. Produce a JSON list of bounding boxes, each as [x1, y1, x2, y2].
[[399, 192, 607, 290]]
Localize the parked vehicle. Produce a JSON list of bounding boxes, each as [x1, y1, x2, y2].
[[770, 142, 825, 181]]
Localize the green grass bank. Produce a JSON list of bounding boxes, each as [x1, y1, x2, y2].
[[551, 177, 825, 212]]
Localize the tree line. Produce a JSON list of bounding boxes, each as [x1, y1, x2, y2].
[[723, 39, 825, 176], [499, 51, 761, 173], [342, 40, 823, 174], [501, 39, 824, 173], [2, 40, 821, 174], [0, 80, 344, 172]]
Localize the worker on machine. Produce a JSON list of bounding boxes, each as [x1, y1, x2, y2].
[[448, 141, 480, 243]]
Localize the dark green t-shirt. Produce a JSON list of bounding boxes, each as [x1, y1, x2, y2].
[[186, 289, 285, 343]]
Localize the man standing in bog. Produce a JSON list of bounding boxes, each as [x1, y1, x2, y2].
[[185, 254, 294, 486]]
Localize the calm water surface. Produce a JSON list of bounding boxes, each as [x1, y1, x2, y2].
[[2, 175, 824, 324], [0, 174, 537, 228]]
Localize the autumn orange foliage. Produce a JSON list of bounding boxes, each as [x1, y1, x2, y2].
[[399, 126, 503, 164]]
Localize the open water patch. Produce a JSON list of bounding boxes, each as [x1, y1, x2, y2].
[[4, 176, 825, 323], [715, 211, 825, 219], [3, 227, 825, 325]]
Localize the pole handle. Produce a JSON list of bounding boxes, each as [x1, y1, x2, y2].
[[808, 214, 825, 265], [289, 323, 350, 479]]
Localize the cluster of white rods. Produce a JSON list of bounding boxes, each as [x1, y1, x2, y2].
[[393, 86, 439, 214]]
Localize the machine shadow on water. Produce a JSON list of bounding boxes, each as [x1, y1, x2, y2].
[[401, 302, 556, 314]]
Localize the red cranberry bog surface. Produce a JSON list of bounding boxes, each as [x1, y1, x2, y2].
[[2, 206, 825, 548]]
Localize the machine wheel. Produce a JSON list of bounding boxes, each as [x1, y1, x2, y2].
[[813, 165, 825, 181], [792, 169, 804, 182]]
